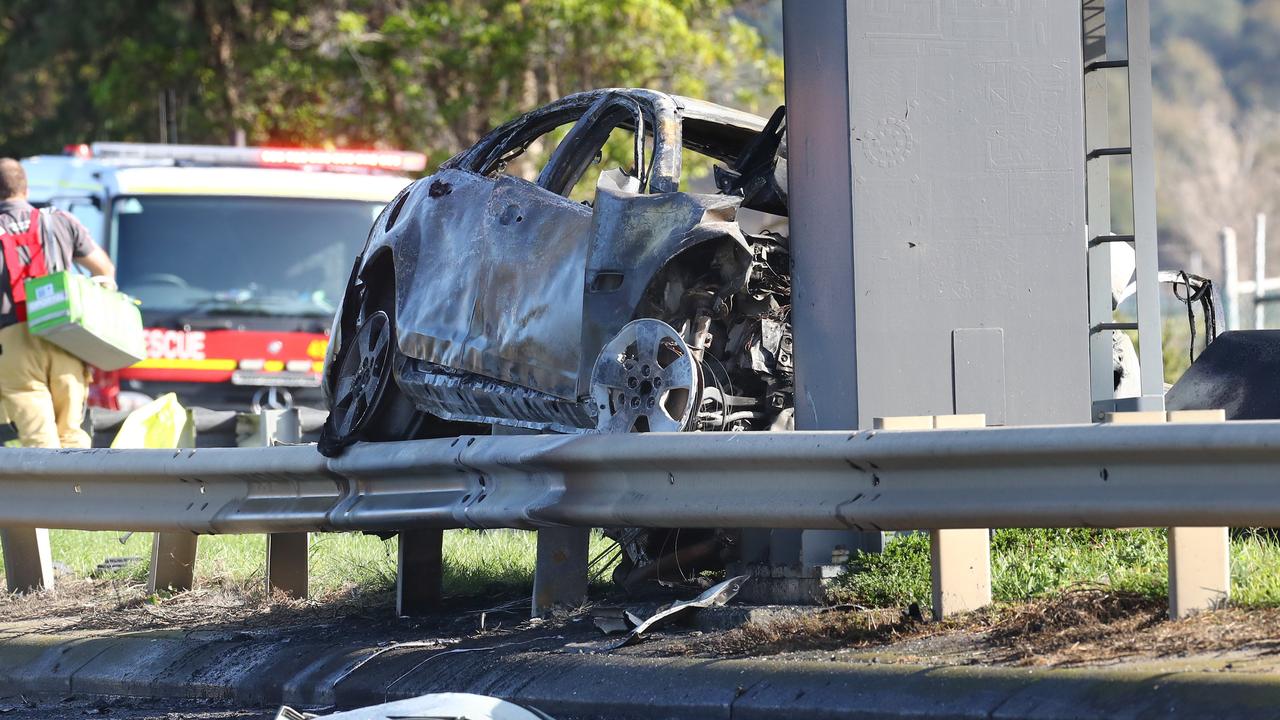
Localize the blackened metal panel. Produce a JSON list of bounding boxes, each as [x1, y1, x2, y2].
[[391, 169, 594, 400]]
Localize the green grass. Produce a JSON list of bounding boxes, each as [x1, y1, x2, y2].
[[829, 528, 1280, 609], [1, 529, 619, 599], [16, 527, 1280, 611]]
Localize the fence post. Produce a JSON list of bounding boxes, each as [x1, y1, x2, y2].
[[1221, 227, 1239, 332], [1256, 214, 1268, 330], [237, 409, 309, 599], [148, 409, 199, 593], [874, 414, 991, 619]]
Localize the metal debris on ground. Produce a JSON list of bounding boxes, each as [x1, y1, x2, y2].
[[278, 693, 554, 720], [591, 606, 644, 635], [92, 556, 143, 577], [608, 574, 749, 649]]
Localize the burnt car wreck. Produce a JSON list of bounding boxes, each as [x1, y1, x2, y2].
[[321, 89, 790, 447], [319, 89, 789, 587]]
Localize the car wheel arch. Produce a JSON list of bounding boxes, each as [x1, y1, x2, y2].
[[635, 223, 754, 317]]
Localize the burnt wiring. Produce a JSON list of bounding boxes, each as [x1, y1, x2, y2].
[[1168, 271, 1217, 364], [698, 350, 735, 430]]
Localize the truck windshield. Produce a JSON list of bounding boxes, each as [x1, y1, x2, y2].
[[111, 195, 383, 318]]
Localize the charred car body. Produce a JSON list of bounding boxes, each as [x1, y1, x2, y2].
[[320, 89, 790, 455]]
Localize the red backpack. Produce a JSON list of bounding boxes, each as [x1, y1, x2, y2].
[[1, 208, 49, 322]]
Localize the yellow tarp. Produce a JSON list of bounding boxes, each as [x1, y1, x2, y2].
[[110, 393, 190, 449]]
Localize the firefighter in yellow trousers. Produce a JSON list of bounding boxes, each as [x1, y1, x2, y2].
[[0, 159, 115, 448]]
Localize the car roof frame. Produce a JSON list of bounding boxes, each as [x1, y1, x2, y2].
[[442, 89, 767, 194]]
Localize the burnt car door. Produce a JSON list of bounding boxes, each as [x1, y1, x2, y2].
[[394, 92, 654, 405], [390, 120, 614, 402]]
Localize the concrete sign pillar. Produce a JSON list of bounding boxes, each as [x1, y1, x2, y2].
[[755, 0, 1092, 599]]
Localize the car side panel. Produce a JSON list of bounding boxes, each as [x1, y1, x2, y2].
[[389, 168, 593, 400]]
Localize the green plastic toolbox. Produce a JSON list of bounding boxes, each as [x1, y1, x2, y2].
[[24, 271, 146, 371]]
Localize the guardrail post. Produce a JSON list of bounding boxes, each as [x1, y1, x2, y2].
[[148, 534, 197, 592], [397, 529, 443, 617], [1, 528, 54, 593], [874, 414, 991, 619], [1105, 409, 1230, 618], [148, 409, 198, 593], [1167, 409, 1230, 618], [532, 527, 590, 618], [267, 532, 309, 599], [488, 424, 591, 616], [238, 409, 309, 599], [930, 414, 991, 618]]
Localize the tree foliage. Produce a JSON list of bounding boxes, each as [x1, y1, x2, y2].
[[0, 0, 782, 167], [1148, 0, 1280, 277]]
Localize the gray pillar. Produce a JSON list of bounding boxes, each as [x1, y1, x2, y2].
[[785, 0, 1088, 429], [737, 2, 884, 598], [762, 0, 1092, 595]]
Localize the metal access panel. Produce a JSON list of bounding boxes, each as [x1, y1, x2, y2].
[[787, 0, 1091, 428]]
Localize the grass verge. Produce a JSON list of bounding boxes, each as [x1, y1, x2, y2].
[[0, 529, 619, 600], [828, 528, 1280, 609]]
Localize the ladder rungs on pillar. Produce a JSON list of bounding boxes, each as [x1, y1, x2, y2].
[[1091, 321, 1139, 334], [1084, 59, 1129, 73], [1087, 146, 1133, 161], [1088, 234, 1136, 248]]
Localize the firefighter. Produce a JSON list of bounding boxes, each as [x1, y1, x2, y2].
[[0, 158, 115, 448]]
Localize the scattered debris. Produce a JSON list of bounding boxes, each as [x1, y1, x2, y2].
[[590, 606, 644, 636], [609, 574, 749, 649]]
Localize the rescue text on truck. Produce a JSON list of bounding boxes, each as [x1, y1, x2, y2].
[[24, 142, 420, 412]]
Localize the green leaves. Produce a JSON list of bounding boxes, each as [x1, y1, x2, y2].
[[0, 0, 783, 166]]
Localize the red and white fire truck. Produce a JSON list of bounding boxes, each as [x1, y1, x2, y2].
[[21, 143, 419, 411]]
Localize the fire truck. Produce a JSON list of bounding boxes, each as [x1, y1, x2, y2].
[[21, 143, 420, 411]]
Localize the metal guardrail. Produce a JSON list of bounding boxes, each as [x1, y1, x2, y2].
[[0, 412, 1261, 620], [2, 420, 1278, 532]]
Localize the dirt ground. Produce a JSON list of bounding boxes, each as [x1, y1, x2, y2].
[[0, 695, 267, 719], [677, 590, 1280, 670], [5, 577, 1280, 675]]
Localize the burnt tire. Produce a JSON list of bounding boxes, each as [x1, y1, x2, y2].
[[318, 310, 396, 456]]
